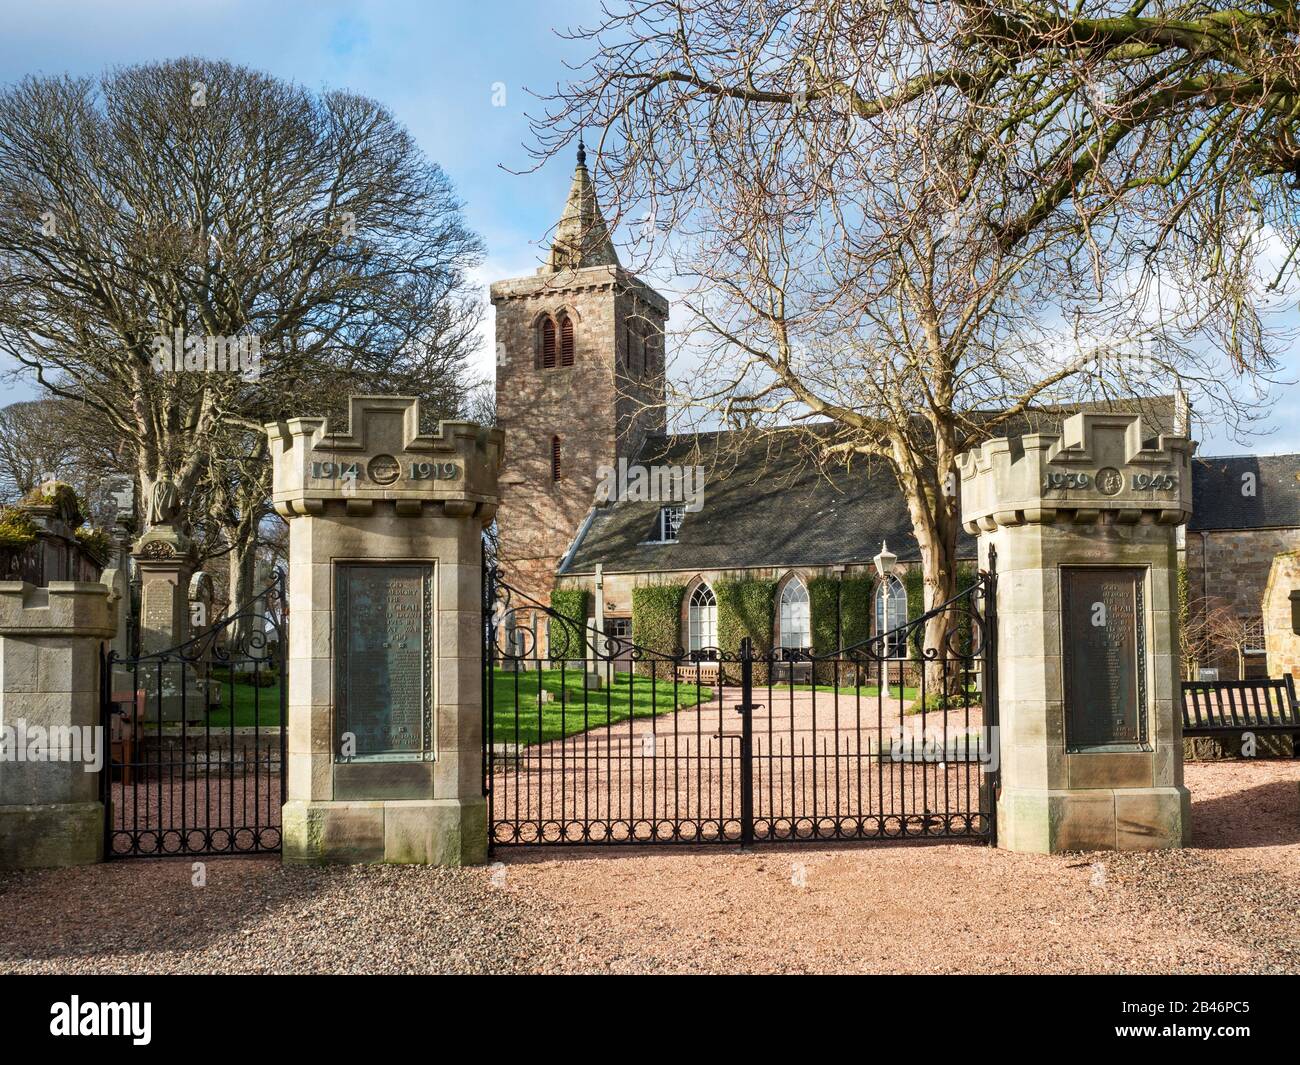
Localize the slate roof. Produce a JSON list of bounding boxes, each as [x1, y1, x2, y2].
[[562, 427, 971, 575], [562, 397, 1287, 576], [1188, 455, 1300, 531]]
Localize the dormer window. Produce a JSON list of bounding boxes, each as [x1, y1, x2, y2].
[[658, 504, 684, 542]]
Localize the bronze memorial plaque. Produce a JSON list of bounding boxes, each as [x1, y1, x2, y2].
[[335, 564, 433, 759], [1062, 566, 1148, 750]]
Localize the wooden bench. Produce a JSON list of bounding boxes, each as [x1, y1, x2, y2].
[[1181, 677, 1300, 754]]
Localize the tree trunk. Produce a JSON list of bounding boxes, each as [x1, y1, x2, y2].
[[226, 527, 257, 649]]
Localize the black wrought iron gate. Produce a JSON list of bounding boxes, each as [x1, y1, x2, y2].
[[101, 578, 287, 858], [484, 559, 999, 849]]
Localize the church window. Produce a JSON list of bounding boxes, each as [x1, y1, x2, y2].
[[541, 318, 556, 369], [688, 582, 717, 652], [551, 436, 561, 481], [559, 314, 574, 366], [779, 577, 811, 650], [658, 505, 684, 542], [874, 575, 909, 657]]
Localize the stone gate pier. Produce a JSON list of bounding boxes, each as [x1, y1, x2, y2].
[[267, 396, 502, 865], [959, 413, 1193, 852]]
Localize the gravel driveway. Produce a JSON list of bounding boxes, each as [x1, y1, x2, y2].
[[2, 760, 1297, 974]]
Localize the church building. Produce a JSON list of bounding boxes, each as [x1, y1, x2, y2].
[[491, 147, 1300, 680]]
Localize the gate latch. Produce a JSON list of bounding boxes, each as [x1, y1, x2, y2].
[[733, 703, 763, 716]]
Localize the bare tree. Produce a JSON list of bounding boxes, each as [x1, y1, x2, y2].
[[1183, 596, 1265, 679], [0, 57, 484, 536], [526, 2, 1268, 669], [0, 397, 129, 522]]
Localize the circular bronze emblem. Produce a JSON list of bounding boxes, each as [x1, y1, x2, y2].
[[1095, 467, 1123, 496], [367, 454, 401, 485]]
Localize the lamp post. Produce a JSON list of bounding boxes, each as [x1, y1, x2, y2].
[[873, 541, 897, 581]]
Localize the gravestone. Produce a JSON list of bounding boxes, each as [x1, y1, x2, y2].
[[132, 513, 199, 722], [267, 396, 502, 865], [958, 412, 1193, 852]]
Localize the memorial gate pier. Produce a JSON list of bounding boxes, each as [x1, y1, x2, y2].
[[267, 396, 502, 865], [959, 412, 1192, 852]]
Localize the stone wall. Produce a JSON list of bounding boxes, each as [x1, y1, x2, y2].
[[491, 265, 668, 608], [1262, 550, 1300, 678], [0, 578, 119, 869], [1184, 527, 1300, 677]]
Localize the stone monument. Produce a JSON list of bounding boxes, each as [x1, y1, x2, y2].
[[0, 576, 119, 868], [958, 412, 1193, 852], [266, 395, 502, 865], [131, 477, 198, 721]]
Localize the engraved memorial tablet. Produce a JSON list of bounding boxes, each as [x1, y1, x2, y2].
[[335, 564, 433, 759], [1062, 566, 1148, 750]]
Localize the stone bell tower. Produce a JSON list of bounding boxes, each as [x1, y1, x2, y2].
[[490, 141, 668, 605]]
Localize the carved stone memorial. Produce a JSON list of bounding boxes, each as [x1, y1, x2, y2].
[[958, 412, 1193, 852], [267, 396, 502, 865]]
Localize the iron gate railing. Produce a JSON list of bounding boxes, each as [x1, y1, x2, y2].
[[101, 576, 287, 858], [484, 555, 999, 848]]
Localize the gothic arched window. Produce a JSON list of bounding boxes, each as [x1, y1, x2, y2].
[[688, 582, 717, 652], [874, 575, 909, 657], [559, 314, 574, 366], [779, 577, 811, 650], [541, 317, 557, 369]]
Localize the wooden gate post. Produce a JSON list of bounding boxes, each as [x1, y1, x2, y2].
[[958, 413, 1193, 853]]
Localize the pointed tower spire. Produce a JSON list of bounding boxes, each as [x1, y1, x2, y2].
[[544, 135, 619, 273]]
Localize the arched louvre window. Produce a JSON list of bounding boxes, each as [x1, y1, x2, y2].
[[541, 317, 557, 369], [551, 436, 561, 481], [875, 575, 909, 657], [688, 582, 717, 652], [559, 314, 574, 366], [779, 577, 811, 650]]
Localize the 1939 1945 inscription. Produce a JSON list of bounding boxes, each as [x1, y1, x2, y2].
[[1062, 566, 1148, 750], [335, 564, 433, 760]]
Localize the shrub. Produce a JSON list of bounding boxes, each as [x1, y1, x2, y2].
[[548, 588, 589, 661], [0, 507, 37, 549], [631, 584, 686, 672], [75, 525, 113, 561], [715, 577, 776, 683]]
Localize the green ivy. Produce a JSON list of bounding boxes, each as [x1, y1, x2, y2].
[[548, 588, 589, 661], [631, 583, 686, 657], [715, 577, 775, 682], [75, 525, 112, 561], [808, 576, 840, 655], [840, 576, 873, 651], [0, 507, 37, 549]]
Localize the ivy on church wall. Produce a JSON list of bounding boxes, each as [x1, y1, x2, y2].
[[548, 588, 589, 660], [715, 577, 776, 683], [808, 576, 840, 656], [630, 583, 686, 668], [840, 576, 874, 651]]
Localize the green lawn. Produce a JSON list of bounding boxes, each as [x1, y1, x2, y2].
[[490, 667, 712, 746], [203, 670, 283, 728]]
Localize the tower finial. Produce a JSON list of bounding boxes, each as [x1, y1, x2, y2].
[[576, 132, 586, 168]]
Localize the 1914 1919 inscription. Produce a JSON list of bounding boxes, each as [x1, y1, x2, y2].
[[1062, 566, 1148, 750], [335, 564, 433, 759]]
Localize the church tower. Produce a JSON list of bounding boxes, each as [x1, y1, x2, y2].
[[490, 142, 668, 604]]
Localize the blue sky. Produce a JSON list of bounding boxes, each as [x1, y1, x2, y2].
[[0, 0, 602, 391], [0, 0, 1295, 454]]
